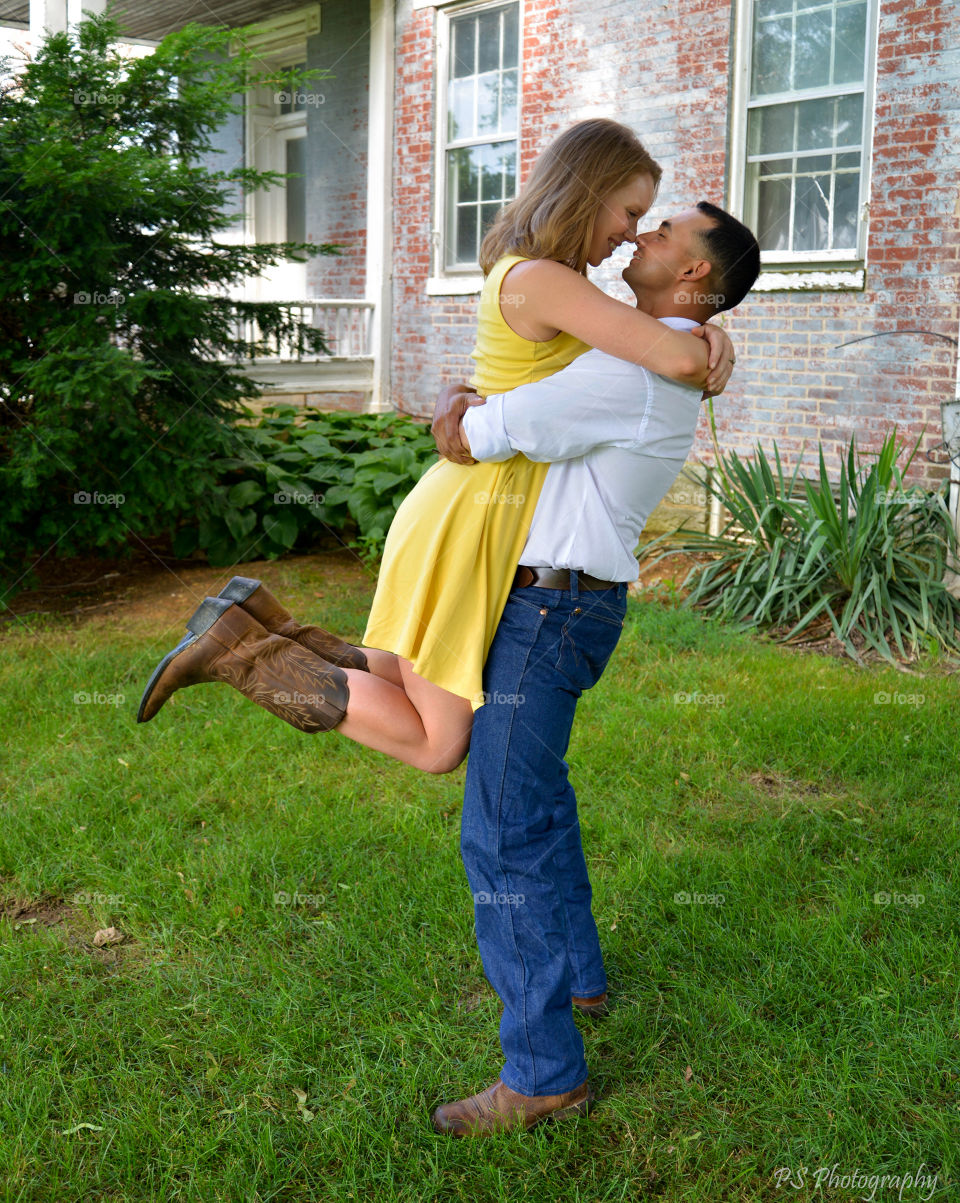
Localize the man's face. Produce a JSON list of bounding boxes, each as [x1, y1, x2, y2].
[[622, 208, 717, 302]]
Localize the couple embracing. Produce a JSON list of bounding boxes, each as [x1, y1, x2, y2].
[[138, 118, 760, 1136]]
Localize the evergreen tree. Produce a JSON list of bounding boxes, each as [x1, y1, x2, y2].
[[0, 12, 338, 587]]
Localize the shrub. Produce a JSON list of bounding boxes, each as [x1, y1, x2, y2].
[[0, 13, 338, 593], [640, 410, 960, 664], [172, 407, 438, 566]]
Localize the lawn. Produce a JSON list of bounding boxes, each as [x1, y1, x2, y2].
[[1, 555, 957, 1202]]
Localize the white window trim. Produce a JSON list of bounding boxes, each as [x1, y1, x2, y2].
[[727, 0, 880, 287], [427, 0, 522, 295]]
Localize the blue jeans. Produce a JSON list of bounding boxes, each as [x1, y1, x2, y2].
[[461, 573, 628, 1096]]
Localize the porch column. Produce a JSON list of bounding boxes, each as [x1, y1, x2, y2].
[[365, 0, 395, 412], [29, 0, 104, 39], [945, 328, 960, 597], [29, 0, 66, 37], [68, 0, 107, 26]]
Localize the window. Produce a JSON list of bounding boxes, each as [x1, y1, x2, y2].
[[731, 0, 877, 265], [433, 1, 520, 282]]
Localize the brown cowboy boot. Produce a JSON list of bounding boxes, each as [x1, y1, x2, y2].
[[217, 576, 368, 671], [136, 597, 349, 731], [432, 1078, 594, 1137]]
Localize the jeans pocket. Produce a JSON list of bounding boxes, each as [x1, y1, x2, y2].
[[555, 594, 626, 692]]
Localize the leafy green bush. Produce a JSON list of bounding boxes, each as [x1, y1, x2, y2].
[[640, 411, 960, 664], [0, 14, 337, 591], [172, 407, 438, 566]]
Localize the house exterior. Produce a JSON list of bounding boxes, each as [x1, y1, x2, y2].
[[7, 0, 960, 530]]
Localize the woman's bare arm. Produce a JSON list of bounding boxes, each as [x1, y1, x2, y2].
[[504, 259, 733, 392]]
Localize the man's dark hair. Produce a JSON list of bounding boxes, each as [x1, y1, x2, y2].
[[695, 201, 761, 313]]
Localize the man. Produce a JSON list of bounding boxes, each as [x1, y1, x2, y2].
[[428, 202, 761, 1136]]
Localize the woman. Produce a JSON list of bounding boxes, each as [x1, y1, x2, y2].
[[138, 120, 734, 771]]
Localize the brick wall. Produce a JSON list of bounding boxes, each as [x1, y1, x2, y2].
[[390, 0, 960, 489]]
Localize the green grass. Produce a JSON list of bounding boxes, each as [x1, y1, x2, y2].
[[1, 570, 958, 1201]]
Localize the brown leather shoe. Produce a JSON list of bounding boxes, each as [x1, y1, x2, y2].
[[572, 992, 611, 1018], [136, 597, 349, 731], [218, 576, 369, 671], [432, 1077, 594, 1137]]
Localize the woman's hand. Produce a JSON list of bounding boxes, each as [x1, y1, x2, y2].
[[693, 324, 737, 396], [431, 383, 486, 464]]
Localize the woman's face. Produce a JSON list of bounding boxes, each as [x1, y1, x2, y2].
[[586, 172, 657, 268]]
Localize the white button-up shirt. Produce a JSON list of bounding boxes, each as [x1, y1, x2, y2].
[[461, 316, 704, 583]]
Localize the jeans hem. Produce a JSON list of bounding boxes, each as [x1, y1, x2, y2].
[[500, 1066, 590, 1098]]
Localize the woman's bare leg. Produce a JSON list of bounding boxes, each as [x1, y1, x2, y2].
[[335, 657, 473, 774], [361, 647, 404, 688]]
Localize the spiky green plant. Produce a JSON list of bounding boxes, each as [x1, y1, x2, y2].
[[640, 407, 960, 664]]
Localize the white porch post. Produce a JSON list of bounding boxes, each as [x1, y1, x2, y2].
[[945, 327, 960, 598], [68, 0, 106, 26], [365, 0, 395, 412], [30, 0, 106, 40], [29, 0, 66, 37]]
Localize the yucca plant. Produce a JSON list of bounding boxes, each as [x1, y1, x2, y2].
[[640, 405, 960, 664]]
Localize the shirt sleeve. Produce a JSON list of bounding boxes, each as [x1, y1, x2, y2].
[[461, 352, 653, 464]]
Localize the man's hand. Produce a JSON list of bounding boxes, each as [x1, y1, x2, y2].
[[693, 323, 737, 396], [431, 383, 486, 464]]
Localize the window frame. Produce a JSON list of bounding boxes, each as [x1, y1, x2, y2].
[[427, 0, 522, 295], [728, 0, 879, 279]]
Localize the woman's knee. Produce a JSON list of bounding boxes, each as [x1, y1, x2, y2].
[[418, 740, 469, 775]]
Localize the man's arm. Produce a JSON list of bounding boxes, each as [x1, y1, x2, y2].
[[457, 351, 654, 464]]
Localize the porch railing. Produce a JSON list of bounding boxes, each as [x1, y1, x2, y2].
[[234, 299, 375, 361], [231, 299, 377, 402]]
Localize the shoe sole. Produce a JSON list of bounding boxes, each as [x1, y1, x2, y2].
[[136, 597, 236, 723], [433, 1089, 594, 1136], [573, 1002, 611, 1018], [217, 576, 261, 604]]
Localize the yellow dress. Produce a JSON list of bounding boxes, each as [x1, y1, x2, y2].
[[363, 254, 590, 709]]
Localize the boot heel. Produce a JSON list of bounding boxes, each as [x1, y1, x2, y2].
[[217, 576, 261, 603], [186, 596, 236, 637]]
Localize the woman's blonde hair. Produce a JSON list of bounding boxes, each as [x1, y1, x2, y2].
[[479, 118, 662, 276]]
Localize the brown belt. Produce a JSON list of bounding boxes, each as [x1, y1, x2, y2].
[[513, 565, 619, 591]]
